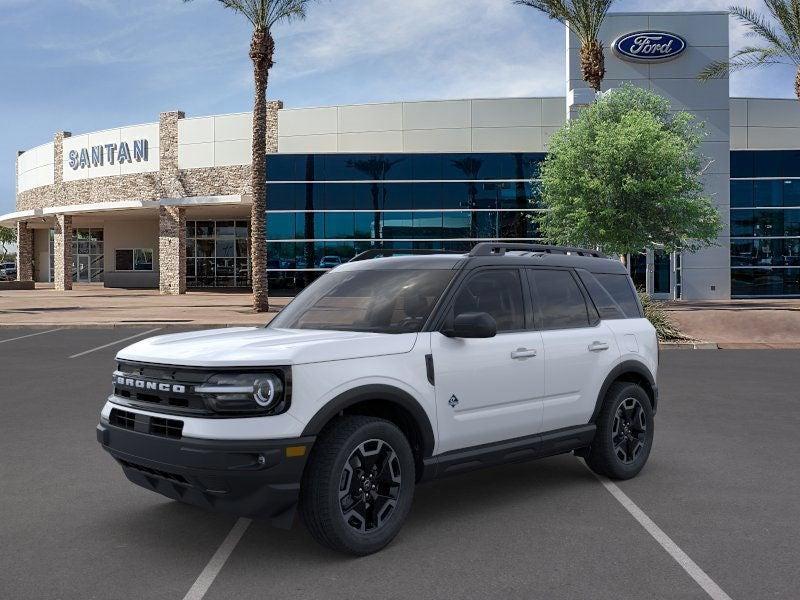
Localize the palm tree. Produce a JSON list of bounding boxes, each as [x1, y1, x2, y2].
[[699, 2, 800, 101], [515, 0, 615, 92], [185, 0, 314, 312]]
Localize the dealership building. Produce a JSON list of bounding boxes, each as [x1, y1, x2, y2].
[[4, 10, 800, 299]]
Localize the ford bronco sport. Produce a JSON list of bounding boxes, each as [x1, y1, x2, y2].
[[97, 243, 658, 555]]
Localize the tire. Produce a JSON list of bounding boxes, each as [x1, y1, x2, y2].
[[585, 382, 654, 480], [299, 415, 415, 556]]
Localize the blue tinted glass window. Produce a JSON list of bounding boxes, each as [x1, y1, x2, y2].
[[516, 153, 545, 179], [785, 210, 800, 236], [730, 210, 753, 237], [783, 180, 800, 207], [355, 213, 377, 239], [266, 213, 295, 240], [325, 213, 355, 239], [353, 183, 379, 210], [730, 180, 753, 208], [294, 212, 323, 240], [382, 183, 413, 210], [473, 211, 499, 238], [445, 155, 486, 180], [499, 182, 530, 209], [324, 183, 354, 210], [382, 212, 413, 239], [781, 150, 800, 177], [298, 183, 324, 211], [754, 151, 783, 177], [323, 242, 356, 262], [499, 211, 529, 238], [443, 212, 471, 237], [412, 155, 442, 180], [441, 183, 470, 209], [730, 151, 754, 178], [754, 180, 783, 207], [410, 182, 441, 209], [267, 184, 298, 210], [413, 212, 442, 237], [266, 155, 297, 181]]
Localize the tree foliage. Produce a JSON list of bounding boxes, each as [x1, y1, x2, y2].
[[537, 84, 722, 256], [699, 2, 800, 100], [0, 226, 15, 262]]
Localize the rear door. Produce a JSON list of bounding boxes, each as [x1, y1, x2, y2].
[[431, 267, 545, 453], [527, 268, 620, 432]]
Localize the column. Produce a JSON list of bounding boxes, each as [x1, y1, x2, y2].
[[53, 214, 73, 291], [159, 205, 186, 295], [16, 221, 33, 281]]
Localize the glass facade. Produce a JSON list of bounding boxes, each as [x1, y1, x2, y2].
[[264, 153, 545, 292], [731, 151, 800, 296], [186, 220, 251, 288]]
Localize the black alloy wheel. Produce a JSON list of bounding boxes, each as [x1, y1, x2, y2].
[[612, 397, 648, 465], [338, 439, 402, 532]]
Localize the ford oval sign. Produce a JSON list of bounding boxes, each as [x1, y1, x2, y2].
[[613, 31, 687, 63]]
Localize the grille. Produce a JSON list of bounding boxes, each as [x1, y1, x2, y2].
[[149, 417, 183, 439], [109, 408, 136, 430], [118, 459, 189, 484], [113, 361, 212, 415], [108, 408, 184, 440]]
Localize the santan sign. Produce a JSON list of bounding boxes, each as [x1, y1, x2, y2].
[[613, 31, 687, 62], [67, 139, 149, 170]]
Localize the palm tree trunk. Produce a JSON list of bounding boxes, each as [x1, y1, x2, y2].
[[580, 40, 605, 92], [796, 67, 800, 102], [250, 29, 274, 312]]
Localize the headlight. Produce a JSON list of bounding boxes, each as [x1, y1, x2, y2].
[[195, 371, 288, 415]]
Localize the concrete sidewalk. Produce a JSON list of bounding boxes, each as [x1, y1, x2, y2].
[[0, 284, 286, 327], [665, 299, 800, 348]]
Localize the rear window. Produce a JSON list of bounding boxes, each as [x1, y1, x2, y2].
[[578, 271, 642, 319]]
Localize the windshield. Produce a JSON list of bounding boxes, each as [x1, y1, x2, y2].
[[269, 269, 455, 334]]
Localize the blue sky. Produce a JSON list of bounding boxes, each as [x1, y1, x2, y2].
[[1, 0, 797, 215]]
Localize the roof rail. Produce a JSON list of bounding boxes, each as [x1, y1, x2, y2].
[[468, 242, 607, 259], [348, 248, 460, 262]]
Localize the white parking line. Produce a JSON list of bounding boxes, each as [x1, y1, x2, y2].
[[68, 328, 162, 359], [588, 468, 734, 600], [0, 328, 63, 345], [182, 518, 252, 600]]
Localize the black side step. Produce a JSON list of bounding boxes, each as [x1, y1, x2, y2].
[[421, 424, 596, 481]]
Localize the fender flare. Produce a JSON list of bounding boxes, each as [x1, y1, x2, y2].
[[591, 360, 657, 422], [301, 384, 436, 457]]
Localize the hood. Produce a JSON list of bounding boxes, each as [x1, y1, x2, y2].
[[116, 327, 419, 367]]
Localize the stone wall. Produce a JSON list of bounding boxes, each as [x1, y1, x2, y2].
[[158, 206, 186, 295], [53, 214, 73, 291], [16, 221, 33, 281]]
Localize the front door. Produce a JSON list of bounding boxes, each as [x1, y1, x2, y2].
[[77, 255, 90, 282], [431, 268, 545, 454]]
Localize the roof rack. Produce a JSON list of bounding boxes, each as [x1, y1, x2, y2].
[[468, 242, 606, 259], [349, 248, 460, 262]]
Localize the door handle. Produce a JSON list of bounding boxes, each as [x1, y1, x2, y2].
[[588, 341, 610, 352], [511, 347, 538, 359]]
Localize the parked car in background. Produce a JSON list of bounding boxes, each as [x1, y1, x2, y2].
[[1, 262, 16, 281], [319, 255, 343, 269]]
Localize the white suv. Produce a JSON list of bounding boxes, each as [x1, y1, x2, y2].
[[97, 243, 658, 555]]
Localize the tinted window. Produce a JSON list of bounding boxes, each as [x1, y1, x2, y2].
[[451, 269, 525, 332], [270, 269, 454, 333], [577, 270, 625, 320], [529, 269, 590, 329], [594, 273, 641, 318]]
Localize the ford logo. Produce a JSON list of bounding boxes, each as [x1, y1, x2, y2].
[[613, 31, 686, 62]]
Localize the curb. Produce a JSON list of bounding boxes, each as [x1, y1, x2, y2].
[[659, 341, 719, 350]]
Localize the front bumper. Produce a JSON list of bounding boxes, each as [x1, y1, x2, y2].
[[97, 421, 314, 528]]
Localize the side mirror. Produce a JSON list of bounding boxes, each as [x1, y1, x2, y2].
[[444, 312, 497, 339]]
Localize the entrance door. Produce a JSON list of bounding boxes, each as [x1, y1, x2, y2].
[[652, 249, 672, 299], [77, 255, 90, 282], [431, 268, 545, 453]]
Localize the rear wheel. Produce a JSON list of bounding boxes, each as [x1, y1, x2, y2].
[[299, 416, 415, 555], [585, 382, 654, 479]]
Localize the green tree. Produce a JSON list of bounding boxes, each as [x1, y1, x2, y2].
[[184, 0, 315, 311], [699, 2, 800, 100], [514, 0, 615, 92], [0, 226, 15, 263], [537, 84, 722, 260]]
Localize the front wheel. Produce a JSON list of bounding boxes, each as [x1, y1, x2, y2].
[[585, 382, 654, 480], [299, 416, 415, 555]]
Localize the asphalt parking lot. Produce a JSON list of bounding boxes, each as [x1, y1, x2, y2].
[[1, 327, 799, 600]]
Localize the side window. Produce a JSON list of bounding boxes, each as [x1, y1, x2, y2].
[[450, 269, 525, 332], [577, 270, 626, 320], [529, 269, 590, 329], [593, 273, 642, 318]]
